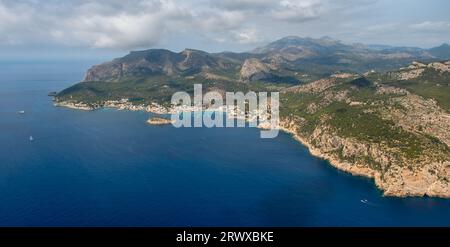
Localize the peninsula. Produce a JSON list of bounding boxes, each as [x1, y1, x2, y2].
[[54, 36, 450, 198]]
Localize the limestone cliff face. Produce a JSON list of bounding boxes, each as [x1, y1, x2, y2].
[[240, 58, 274, 82], [278, 62, 450, 198], [83, 49, 238, 82], [395, 61, 450, 80], [280, 117, 450, 198], [82, 37, 450, 83]]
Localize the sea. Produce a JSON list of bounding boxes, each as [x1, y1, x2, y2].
[[0, 60, 449, 226]]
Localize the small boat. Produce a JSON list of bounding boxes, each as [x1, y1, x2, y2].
[[360, 199, 369, 204], [18, 110, 25, 114], [29, 136, 34, 142]]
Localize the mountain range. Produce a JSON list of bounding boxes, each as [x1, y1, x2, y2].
[[55, 36, 450, 198], [79, 36, 450, 86]]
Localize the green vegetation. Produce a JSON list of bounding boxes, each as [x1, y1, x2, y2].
[[57, 75, 290, 106], [279, 73, 450, 169], [323, 102, 447, 160], [364, 68, 450, 111], [385, 70, 450, 111], [57, 59, 450, 174], [57, 76, 193, 105]]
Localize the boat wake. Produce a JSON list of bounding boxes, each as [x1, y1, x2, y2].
[[360, 199, 380, 207]]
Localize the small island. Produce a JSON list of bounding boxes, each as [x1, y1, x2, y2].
[[147, 117, 174, 125]]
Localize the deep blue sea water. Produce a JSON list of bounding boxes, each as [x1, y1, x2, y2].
[[0, 61, 449, 226]]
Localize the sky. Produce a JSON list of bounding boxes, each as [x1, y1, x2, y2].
[[1, 0, 450, 60]]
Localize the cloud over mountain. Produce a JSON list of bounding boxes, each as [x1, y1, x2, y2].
[[0, 0, 449, 52]]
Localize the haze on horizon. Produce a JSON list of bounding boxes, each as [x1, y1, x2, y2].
[[1, 0, 449, 60]]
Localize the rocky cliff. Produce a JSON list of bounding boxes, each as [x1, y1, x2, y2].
[[84, 49, 239, 82], [81, 36, 450, 84], [240, 58, 274, 82], [280, 61, 450, 197], [55, 37, 450, 197]]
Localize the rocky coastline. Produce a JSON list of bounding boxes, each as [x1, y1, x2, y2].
[[277, 118, 449, 198], [54, 101, 99, 111], [54, 99, 449, 198], [147, 117, 174, 125], [54, 99, 173, 114]]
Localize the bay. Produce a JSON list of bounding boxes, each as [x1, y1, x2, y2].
[[0, 61, 449, 226]]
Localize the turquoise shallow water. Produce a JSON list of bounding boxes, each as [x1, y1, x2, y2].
[[0, 61, 449, 226]]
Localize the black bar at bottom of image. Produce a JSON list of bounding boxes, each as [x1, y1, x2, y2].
[[0, 227, 448, 245]]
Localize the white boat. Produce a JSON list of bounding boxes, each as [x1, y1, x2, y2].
[[29, 136, 34, 141], [19, 111, 25, 114]]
